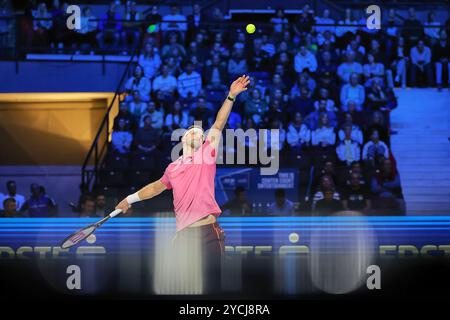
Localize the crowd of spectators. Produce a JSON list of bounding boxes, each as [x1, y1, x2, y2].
[[0, 181, 57, 217], [104, 2, 429, 215], [5, 2, 449, 216]]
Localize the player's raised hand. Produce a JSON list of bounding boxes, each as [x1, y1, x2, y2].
[[229, 75, 250, 97]]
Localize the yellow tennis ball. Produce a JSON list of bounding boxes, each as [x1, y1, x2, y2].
[[246, 23, 256, 34]]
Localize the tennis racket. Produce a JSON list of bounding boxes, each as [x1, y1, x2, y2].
[[60, 208, 122, 249]]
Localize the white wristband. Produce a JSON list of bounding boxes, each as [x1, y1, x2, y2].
[[126, 192, 141, 205]]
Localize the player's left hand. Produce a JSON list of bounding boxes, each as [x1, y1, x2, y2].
[[229, 75, 250, 97]]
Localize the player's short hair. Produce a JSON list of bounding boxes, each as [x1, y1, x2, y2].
[[182, 125, 204, 140]]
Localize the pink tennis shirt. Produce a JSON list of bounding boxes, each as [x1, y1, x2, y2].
[[159, 139, 222, 231]]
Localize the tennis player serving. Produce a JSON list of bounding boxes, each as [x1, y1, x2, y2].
[[115, 75, 250, 293]]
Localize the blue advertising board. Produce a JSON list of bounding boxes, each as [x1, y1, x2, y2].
[[215, 168, 299, 206], [1, 216, 450, 259]]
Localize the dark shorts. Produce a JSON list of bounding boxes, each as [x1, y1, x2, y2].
[[173, 222, 225, 294]]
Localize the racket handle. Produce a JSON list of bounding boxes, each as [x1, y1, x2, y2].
[[109, 209, 123, 218]]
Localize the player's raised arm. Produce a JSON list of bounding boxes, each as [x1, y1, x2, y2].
[[115, 180, 167, 213], [207, 75, 250, 148]]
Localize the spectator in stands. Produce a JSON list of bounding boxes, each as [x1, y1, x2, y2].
[[340, 72, 365, 112], [346, 38, 365, 63], [371, 158, 405, 214], [134, 115, 161, 157], [363, 53, 385, 87], [152, 64, 177, 99], [433, 30, 449, 91], [267, 73, 286, 98], [314, 87, 336, 112], [0, 198, 25, 217], [268, 189, 295, 215], [32, 2, 52, 46], [161, 32, 186, 60], [115, 101, 136, 131], [294, 45, 317, 74], [276, 45, 291, 67], [312, 174, 341, 211], [365, 111, 389, 144], [366, 78, 394, 111], [311, 113, 336, 149], [336, 8, 357, 38], [209, 7, 225, 30], [317, 50, 337, 79], [290, 72, 316, 99], [337, 50, 363, 83], [424, 11, 440, 43], [287, 112, 311, 154], [227, 110, 242, 130], [79, 195, 96, 218], [341, 172, 372, 213], [410, 39, 433, 87], [126, 91, 146, 123], [144, 5, 162, 25], [261, 34, 276, 58], [125, 65, 151, 101], [240, 117, 259, 151], [189, 96, 214, 127], [317, 30, 336, 49], [338, 113, 363, 145], [204, 54, 228, 90], [402, 8, 424, 46], [186, 42, 204, 69], [165, 55, 182, 76], [161, 4, 187, 36], [139, 101, 164, 130], [111, 118, 133, 154], [248, 38, 269, 72], [94, 193, 107, 217], [271, 8, 289, 38], [306, 99, 338, 130], [336, 124, 361, 166], [312, 160, 338, 192], [314, 190, 343, 215], [21, 183, 57, 217], [368, 39, 386, 65], [385, 9, 400, 35], [76, 7, 98, 51], [266, 98, 286, 124], [121, 1, 142, 51], [391, 36, 409, 88], [213, 32, 230, 58], [97, 2, 122, 50], [262, 118, 286, 152], [340, 160, 368, 187], [165, 100, 189, 131], [228, 47, 248, 79], [0, 0, 11, 32], [244, 88, 268, 125], [293, 4, 314, 37], [315, 9, 335, 35], [49, 1, 70, 47], [138, 42, 161, 79], [0, 180, 25, 210], [362, 129, 389, 168], [274, 63, 295, 90], [177, 61, 202, 100], [193, 32, 209, 60], [188, 3, 205, 29], [221, 187, 252, 216]]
